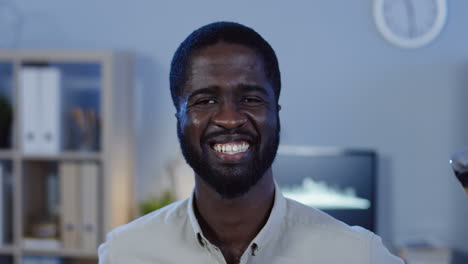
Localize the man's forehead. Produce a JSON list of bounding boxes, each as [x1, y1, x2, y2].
[[190, 42, 263, 70], [179, 42, 272, 98], [189, 57, 265, 79]]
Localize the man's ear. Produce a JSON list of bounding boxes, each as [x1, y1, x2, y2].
[[278, 104, 282, 111]]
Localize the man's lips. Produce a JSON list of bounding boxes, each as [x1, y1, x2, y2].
[[205, 133, 254, 147], [203, 133, 256, 162], [204, 135, 253, 161], [209, 140, 251, 162], [212, 141, 250, 154]]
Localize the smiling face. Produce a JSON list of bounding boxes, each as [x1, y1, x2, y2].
[[176, 42, 280, 198]]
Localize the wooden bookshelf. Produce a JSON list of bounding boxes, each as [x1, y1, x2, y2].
[[0, 51, 135, 264]]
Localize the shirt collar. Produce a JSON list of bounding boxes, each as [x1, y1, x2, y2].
[[187, 182, 287, 251], [187, 190, 204, 245]]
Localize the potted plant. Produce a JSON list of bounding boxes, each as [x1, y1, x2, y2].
[[139, 191, 174, 216], [0, 94, 12, 148]]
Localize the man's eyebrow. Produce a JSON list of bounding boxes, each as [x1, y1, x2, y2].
[[186, 86, 218, 101], [237, 84, 269, 97]]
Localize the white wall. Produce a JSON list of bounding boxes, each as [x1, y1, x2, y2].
[[9, 0, 468, 251]]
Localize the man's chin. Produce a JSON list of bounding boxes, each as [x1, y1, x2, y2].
[[197, 166, 262, 198], [180, 138, 278, 198]]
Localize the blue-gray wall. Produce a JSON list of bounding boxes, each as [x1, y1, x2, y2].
[[9, 0, 468, 251]]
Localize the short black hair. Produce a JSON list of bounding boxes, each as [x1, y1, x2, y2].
[[170, 21, 281, 111]]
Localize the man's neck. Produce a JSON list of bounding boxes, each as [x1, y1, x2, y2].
[[193, 169, 275, 262]]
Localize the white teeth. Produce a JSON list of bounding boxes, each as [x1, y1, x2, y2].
[[213, 143, 250, 154]]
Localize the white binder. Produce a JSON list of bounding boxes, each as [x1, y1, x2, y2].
[[20, 67, 41, 154], [39, 68, 61, 154], [80, 162, 99, 252]]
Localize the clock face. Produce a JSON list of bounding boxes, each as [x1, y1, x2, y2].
[[374, 0, 447, 48]]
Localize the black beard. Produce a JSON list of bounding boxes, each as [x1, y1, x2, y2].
[[177, 121, 280, 199]]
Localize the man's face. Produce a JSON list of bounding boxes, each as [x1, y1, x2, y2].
[[176, 42, 280, 198]]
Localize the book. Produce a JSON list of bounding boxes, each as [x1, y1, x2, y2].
[[46, 172, 59, 218], [80, 162, 99, 252], [59, 162, 80, 249]]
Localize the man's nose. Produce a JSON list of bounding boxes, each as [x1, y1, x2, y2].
[[211, 102, 247, 130]]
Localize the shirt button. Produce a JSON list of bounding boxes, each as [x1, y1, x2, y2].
[[197, 233, 206, 247], [251, 243, 258, 256]]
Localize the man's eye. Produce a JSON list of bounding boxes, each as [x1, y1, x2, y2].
[[241, 97, 263, 104], [196, 98, 216, 105]]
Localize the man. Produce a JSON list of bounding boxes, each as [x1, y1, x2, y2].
[[99, 22, 403, 264]]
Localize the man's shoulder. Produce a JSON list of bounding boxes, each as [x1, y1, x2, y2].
[[108, 198, 189, 243], [281, 198, 403, 263], [98, 199, 203, 263], [283, 197, 373, 242]]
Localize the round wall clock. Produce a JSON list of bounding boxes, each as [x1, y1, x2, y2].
[[373, 0, 447, 48]]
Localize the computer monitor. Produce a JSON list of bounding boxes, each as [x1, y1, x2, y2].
[[273, 145, 377, 231]]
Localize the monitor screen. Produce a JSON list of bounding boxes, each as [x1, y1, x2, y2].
[[273, 145, 377, 231]]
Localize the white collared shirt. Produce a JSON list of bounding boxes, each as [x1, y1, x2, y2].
[[99, 189, 403, 264]]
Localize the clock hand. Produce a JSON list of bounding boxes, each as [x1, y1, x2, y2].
[[403, 0, 416, 38]]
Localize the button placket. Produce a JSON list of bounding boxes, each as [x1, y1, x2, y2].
[[208, 245, 226, 264], [197, 233, 227, 264], [197, 233, 206, 247]]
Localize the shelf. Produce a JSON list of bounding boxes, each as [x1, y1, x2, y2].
[[0, 245, 15, 255], [0, 150, 15, 159], [21, 152, 101, 162], [21, 248, 97, 259]]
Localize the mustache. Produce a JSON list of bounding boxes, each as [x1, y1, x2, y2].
[[201, 127, 258, 144]]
